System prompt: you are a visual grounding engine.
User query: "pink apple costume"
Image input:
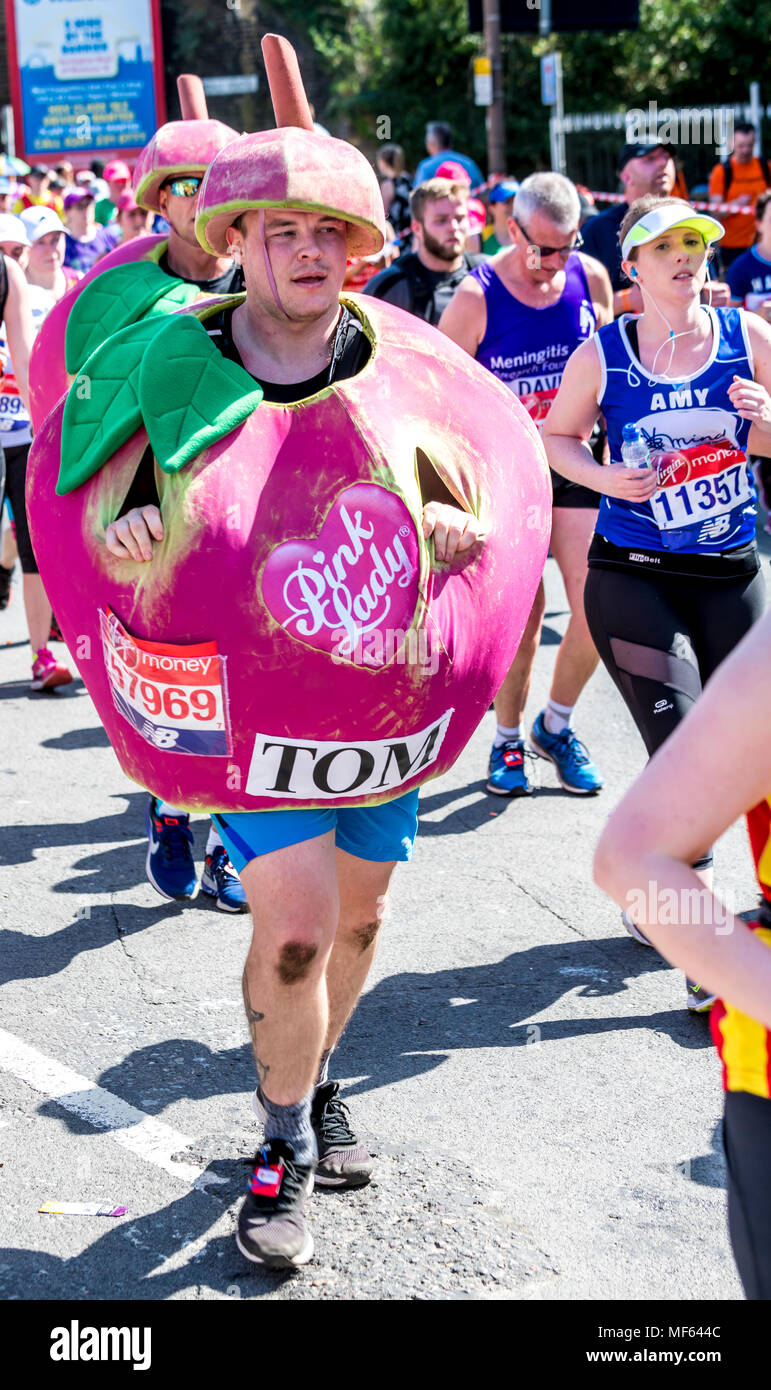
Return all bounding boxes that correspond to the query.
[26,39,551,841]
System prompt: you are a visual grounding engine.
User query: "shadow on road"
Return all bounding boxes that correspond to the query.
[0,1171,294,1301]
[34,935,707,1139]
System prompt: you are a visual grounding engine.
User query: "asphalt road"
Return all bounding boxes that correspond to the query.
[1,533,769,1303]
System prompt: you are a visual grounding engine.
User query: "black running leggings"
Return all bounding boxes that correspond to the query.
[584,563,765,865]
[723,1090,771,1299]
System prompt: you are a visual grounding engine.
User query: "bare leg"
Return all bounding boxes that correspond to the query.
[324,850,397,1052]
[547,508,599,707]
[547,509,599,708]
[22,574,52,655]
[1,526,17,569]
[239,831,339,1105]
[493,578,546,727]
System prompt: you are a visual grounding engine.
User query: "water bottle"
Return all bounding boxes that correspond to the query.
[620,422,650,469]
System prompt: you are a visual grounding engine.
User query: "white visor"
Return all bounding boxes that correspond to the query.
[621,204,724,262]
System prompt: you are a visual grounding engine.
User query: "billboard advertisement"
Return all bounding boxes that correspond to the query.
[5,0,166,162]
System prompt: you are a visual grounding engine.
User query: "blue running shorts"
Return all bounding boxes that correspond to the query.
[212,788,420,872]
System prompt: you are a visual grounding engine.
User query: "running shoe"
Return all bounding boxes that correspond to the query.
[237,1140,315,1268]
[621,910,653,946]
[311,1081,373,1189]
[529,712,604,794]
[0,562,13,610]
[486,739,533,796]
[144,796,198,900]
[30,647,73,691]
[200,845,248,912]
[686,980,716,1013]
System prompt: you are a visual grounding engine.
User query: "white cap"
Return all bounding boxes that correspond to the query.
[621,202,724,262]
[19,205,66,244]
[0,213,30,247]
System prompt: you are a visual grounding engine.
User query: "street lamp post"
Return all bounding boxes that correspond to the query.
[482,0,506,175]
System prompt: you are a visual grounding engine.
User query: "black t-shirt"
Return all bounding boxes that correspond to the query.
[579,204,627,292]
[120,304,372,512]
[158,250,244,298]
[364,250,484,326]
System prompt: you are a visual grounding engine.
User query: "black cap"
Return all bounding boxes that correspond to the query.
[30,164,49,178]
[617,142,671,173]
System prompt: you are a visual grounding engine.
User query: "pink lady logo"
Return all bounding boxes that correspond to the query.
[261,483,420,666]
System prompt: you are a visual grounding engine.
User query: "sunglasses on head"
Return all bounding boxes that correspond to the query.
[514,217,582,260]
[165,176,203,198]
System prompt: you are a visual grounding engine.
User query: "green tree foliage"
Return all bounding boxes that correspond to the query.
[158,0,771,185]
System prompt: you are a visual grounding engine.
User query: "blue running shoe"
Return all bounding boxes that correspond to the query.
[200,845,248,913]
[486,739,533,797]
[145,797,198,900]
[529,712,604,795]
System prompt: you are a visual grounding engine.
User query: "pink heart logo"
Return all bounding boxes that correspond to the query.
[262,483,420,667]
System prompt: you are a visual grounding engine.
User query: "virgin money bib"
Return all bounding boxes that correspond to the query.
[595,307,758,553]
[27,294,550,813]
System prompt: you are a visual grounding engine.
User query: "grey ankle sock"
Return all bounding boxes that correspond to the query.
[316,1049,332,1087]
[259,1088,317,1167]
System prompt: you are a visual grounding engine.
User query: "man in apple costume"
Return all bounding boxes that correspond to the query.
[27,37,551,1267]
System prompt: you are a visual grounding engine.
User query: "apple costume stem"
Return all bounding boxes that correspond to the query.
[26,36,551,812]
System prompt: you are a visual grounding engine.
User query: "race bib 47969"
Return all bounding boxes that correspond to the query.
[99,608,232,756]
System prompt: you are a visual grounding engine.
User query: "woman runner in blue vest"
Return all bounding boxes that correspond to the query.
[544,195,771,1010]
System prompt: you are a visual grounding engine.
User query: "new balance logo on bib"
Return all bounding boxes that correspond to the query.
[595,306,759,554]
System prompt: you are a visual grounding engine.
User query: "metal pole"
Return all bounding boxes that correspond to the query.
[540,0,552,39]
[554,51,565,174]
[482,0,506,175]
[750,81,762,154]
[1,106,16,158]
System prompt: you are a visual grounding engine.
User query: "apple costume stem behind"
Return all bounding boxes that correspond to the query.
[26,35,552,813]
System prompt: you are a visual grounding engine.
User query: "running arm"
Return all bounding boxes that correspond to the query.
[732,312,771,453]
[438,278,486,357]
[594,608,771,1028]
[542,341,659,503]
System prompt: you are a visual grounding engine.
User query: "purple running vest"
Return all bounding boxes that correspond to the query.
[471,254,597,430]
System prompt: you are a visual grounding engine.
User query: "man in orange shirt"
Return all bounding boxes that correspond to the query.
[709,122,770,267]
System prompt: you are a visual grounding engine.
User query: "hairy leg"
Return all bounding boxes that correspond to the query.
[239,831,339,1105]
[324,850,397,1052]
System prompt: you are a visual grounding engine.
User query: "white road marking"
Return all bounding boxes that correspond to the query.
[0,1027,209,1186]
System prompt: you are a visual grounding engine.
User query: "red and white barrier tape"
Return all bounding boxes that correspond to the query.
[470,179,757,217]
[589,190,755,216]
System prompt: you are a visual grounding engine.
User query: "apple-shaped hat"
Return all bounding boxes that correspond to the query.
[133,75,240,213]
[195,36,386,259]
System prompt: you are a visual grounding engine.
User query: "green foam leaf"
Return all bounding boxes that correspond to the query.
[64,261,193,376]
[144,280,204,317]
[57,317,171,496]
[139,315,263,474]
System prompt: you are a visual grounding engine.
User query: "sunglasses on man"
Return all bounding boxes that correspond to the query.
[164,176,203,198]
[514,217,582,260]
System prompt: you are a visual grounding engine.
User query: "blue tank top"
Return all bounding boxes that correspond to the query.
[471,254,597,431]
[595,307,758,553]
